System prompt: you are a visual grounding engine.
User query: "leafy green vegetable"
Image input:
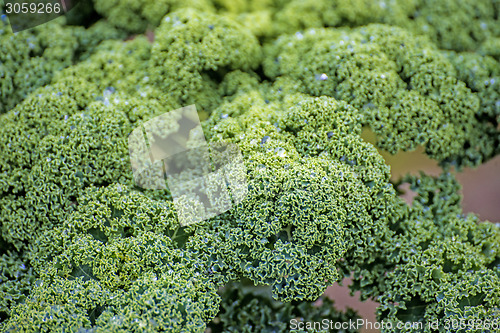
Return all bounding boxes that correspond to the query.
[0,2,499,332]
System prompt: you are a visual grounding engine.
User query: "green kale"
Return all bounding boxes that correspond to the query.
[268,0,500,51]
[3,184,220,332]
[93,0,499,51]
[0,17,125,114]
[92,0,215,33]
[0,250,35,321]
[263,24,498,167]
[188,92,402,302]
[354,173,500,330]
[0,36,166,251]
[0,3,499,332]
[150,8,262,112]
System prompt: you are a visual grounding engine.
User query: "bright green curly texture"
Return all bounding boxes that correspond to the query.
[350,173,500,331]
[0,17,124,114]
[264,24,498,167]
[187,90,400,302]
[91,0,499,52]
[92,0,215,33]
[4,184,220,332]
[150,8,262,112]
[0,36,164,251]
[0,3,499,333]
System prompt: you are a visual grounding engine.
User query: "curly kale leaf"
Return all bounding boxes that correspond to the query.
[356,173,500,331]
[190,92,401,302]
[264,24,497,167]
[0,18,124,114]
[150,8,262,112]
[92,0,215,33]
[3,183,220,332]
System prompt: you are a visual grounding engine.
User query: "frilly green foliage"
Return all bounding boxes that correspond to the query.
[96,270,219,332]
[350,173,500,330]
[190,92,401,302]
[92,0,215,33]
[0,17,124,114]
[281,0,499,52]
[52,37,155,105]
[91,0,499,51]
[4,277,109,332]
[0,95,133,250]
[269,0,394,38]
[395,0,499,52]
[1,2,500,332]
[31,184,178,286]
[4,271,220,332]
[3,184,220,332]
[0,36,170,251]
[479,37,500,60]
[264,24,499,167]
[150,8,262,112]
[0,250,34,321]
[444,51,500,155]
